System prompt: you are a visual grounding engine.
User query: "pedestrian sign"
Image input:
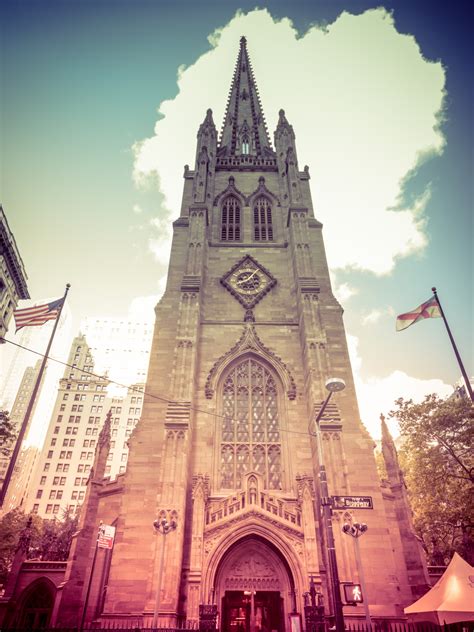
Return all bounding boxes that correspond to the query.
[343,583,363,603]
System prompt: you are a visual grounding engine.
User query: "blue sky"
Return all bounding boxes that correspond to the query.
[1,0,472,436]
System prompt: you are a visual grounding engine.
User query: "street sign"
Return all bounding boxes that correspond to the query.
[332,495,373,510]
[343,583,363,604]
[97,524,116,549]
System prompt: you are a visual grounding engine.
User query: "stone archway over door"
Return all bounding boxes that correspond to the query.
[214,536,295,632]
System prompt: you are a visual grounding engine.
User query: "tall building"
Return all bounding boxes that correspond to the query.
[24,335,144,519]
[0,205,29,340]
[0,360,43,514]
[0,301,72,453]
[0,39,428,631]
[80,317,153,390]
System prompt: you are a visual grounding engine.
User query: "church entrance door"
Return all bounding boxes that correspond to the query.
[222,590,283,632]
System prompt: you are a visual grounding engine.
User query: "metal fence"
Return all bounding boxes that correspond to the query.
[2,622,473,632]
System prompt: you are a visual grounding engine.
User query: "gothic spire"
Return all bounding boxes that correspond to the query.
[218,37,274,159]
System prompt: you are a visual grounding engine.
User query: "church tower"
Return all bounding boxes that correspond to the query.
[61,38,426,630]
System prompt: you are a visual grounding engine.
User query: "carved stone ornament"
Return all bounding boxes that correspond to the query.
[220,254,276,309]
[205,324,296,400]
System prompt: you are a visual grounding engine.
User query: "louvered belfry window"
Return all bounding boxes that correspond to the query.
[253,196,273,241]
[220,358,281,490]
[221,196,241,241]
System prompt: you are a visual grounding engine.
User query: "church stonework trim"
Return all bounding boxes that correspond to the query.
[204,323,297,401]
[36,36,430,631]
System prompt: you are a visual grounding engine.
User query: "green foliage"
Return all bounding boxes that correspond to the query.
[33,510,79,561]
[0,508,79,587]
[0,508,42,586]
[0,410,17,456]
[390,394,474,565]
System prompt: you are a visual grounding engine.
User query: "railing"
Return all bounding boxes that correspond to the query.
[344,623,473,632]
[205,489,301,528]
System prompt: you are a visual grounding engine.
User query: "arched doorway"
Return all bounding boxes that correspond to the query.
[214,535,295,632]
[14,579,55,629]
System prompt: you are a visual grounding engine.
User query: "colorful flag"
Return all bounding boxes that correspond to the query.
[396,296,441,332]
[13,298,64,332]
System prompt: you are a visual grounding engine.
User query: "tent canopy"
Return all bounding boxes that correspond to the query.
[404,553,474,625]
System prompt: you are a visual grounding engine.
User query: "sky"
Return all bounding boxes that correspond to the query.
[1,0,472,438]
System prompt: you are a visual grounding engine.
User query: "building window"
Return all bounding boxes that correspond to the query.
[253,196,273,241]
[219,357,281,490]
[32,504,39,514]
[40,476,47,485]
[221,196,241,241]
[36,490,43,499]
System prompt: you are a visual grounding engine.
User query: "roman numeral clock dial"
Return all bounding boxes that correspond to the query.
[221,255,276,309]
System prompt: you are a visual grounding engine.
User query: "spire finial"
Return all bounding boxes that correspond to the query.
[218,37,275,160]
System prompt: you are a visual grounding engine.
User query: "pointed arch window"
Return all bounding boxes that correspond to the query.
[253,196,273,241]
[220,358,281,490]
[221,196,241,241]
[242,136,250,155]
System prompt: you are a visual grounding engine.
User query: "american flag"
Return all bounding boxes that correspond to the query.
[13,298,64,332]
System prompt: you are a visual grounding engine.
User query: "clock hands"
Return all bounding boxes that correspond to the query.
[236,269,258,286]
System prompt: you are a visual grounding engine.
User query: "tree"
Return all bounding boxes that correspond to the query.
[0,410,17,456]
[389,394,474,565]
[35,510,79,561]
[0,508,79,588]
[0,508,42,586]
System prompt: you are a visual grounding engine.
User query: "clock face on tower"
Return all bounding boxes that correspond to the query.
[221,255,276,309]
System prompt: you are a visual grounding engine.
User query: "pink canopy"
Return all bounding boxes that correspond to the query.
[405,553,474,625]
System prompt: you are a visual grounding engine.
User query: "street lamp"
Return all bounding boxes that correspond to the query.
[342,521,371,629]
[312,377,346,632]
[152,514,177,627]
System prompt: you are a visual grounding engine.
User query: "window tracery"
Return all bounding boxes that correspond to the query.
[253,196,273,241]
[221,195,241,241]
[220,358,281,489]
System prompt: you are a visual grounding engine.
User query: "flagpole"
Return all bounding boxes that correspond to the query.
[431,287,473,402]
[0,284,71,507]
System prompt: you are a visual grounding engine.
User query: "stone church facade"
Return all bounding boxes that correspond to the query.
[2,38,429,631]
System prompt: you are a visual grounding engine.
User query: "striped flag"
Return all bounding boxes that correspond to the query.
[396,296,441,332]
[13,298,64,332]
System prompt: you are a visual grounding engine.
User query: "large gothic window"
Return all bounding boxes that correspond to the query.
[221,196,241,241]
[253,196,273,241]
[220,358,281,490]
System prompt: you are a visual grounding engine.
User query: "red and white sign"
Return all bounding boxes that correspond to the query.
[97,524,116,549]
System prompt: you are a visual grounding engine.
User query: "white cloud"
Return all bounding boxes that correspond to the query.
[133,8,445,277]
[333,281,358,303]
[132,204,143,214]
[148,216,172,267]
[362,309,383,325]
[128,294,161,320]
[347,334,453,438]
[361,306,394,325]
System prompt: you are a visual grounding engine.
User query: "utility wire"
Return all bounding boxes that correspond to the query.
[2,338,317,438]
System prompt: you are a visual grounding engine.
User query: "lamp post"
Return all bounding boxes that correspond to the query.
[342,521,371,629]
[312,377,346,632]
[152,514,177,628]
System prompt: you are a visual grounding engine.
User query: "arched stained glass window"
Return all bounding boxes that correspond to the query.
[220,358,281,490]
[221,196,241,241]
[253,196,273,241]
